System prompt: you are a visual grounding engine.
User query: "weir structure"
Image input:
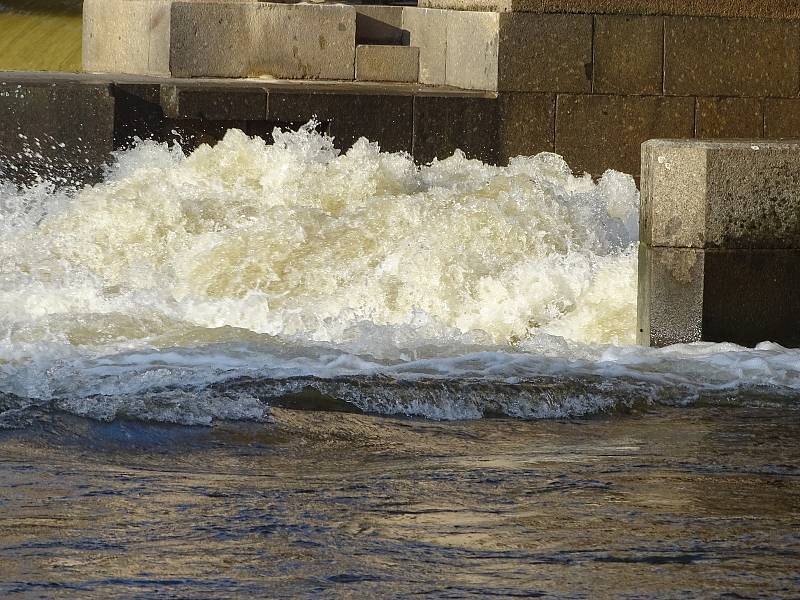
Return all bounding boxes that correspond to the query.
[2,0,800,347]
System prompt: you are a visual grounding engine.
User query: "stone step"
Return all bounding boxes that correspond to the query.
[355,45,419,82]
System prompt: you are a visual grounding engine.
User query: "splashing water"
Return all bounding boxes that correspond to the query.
[1,125,799,425]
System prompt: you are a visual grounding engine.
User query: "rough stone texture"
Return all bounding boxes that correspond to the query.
[638,245,800,347]
[665,17,800,97]
[356,46,420,83]
[637,245,704,347]
[356,6,405,45]
[268,90,414,153]
[496,93,555,161]
[84,0,167,75]
[593,15,663,95]
[764,99,800,139]
[0,81,115,185]
[418,0,800,19]
[695,97,763,138]
[445,11,499,90]
[413,95,499,164]
[169,1,256,78]
[498,13,592,93]
[402,7,448,86]
[250,3,357,80]
[641,139,800,249]
[556,94,694,177]
[169,2,356,79]
[160,84,267,120]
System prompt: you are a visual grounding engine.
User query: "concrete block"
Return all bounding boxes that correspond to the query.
[445,11,499,91]
[402,7,448,86]
[418,0,800,19]
[356,6,405,45]
[169,1,257,78]
[170,2,356,79]
[665,17,800,97]
[641,139,800,249]
[695,97,763,138]
[593,15,663,95]
[250,3,356,80]
[413,94,499,164]
[356,46,419,83]
[638,245,800,347]
[0,81,115,185]
[496,92,555,161]
[555,94,694,178]
[764,99,800,139]
[160,84,267,120]
[269,90,413,153]
[498,13,592,93]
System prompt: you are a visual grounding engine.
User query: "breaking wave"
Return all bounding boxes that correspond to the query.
[1,125,798,426]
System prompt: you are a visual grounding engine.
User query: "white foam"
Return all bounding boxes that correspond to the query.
[1,125,798,424]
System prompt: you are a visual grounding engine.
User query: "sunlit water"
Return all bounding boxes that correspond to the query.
[1,126,798,597]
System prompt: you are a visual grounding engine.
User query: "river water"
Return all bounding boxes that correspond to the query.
[1,126,798,597]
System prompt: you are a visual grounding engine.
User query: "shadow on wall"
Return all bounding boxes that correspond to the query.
[0,0,83,72]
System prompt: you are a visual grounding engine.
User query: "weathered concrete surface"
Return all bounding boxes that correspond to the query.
[356,46,420,83]
[445,11,499,90]
[665,17,800,97]
[356,6,405,45]
[764,99,800,139]
[556,95,694,176]
[83,0,171,76]
[639,139,800,347]
[593,15,663,95]
[695,97,764,139]
[641,139,800,249]
[496,93,555,161]
[402,7,448,86]
[418,0,800,19]
[638,245,800,347]
[0,78,115,185]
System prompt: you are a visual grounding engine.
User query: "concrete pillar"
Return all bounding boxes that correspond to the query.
[638,139,800,348]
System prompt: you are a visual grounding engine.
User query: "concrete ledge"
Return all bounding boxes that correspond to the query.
[418,0,800,19]
[641,139,800,249]
[639,138,800,347]
[356,46,420,83]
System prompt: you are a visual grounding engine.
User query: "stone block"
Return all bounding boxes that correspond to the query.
[695,97,763,138]
[356,46,420,83]
[641,139,800,249]
[593,15,663,95]
[160,84,267,120]
[496,92,555,161]
[0,81,115,185]
[764,99,800,139]
[498,13,592,93]
[555,94,694,177]
[664,17,800,97]
[169,1,257,78]
[83,0,171,76]
[418,0,800,19]
[170,2,356,79]
[402,7,448,86]
[268,90,414,153]
[250,3,357,80]
[356,6,405,45]
[638,245,800,347]
[445,11,499,90]
[412,94,499,164]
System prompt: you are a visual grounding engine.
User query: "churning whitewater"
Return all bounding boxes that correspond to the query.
[1,125,799,425]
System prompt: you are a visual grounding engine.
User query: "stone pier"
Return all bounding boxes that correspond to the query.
[638,139,800,348]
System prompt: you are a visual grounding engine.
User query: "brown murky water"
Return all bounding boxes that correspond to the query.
[1,405,798,599]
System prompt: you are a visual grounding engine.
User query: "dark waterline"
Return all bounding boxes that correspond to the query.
[1,406,798,599]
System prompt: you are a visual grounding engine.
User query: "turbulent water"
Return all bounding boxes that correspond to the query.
[2,124,799,599]
[1,124,799,427]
